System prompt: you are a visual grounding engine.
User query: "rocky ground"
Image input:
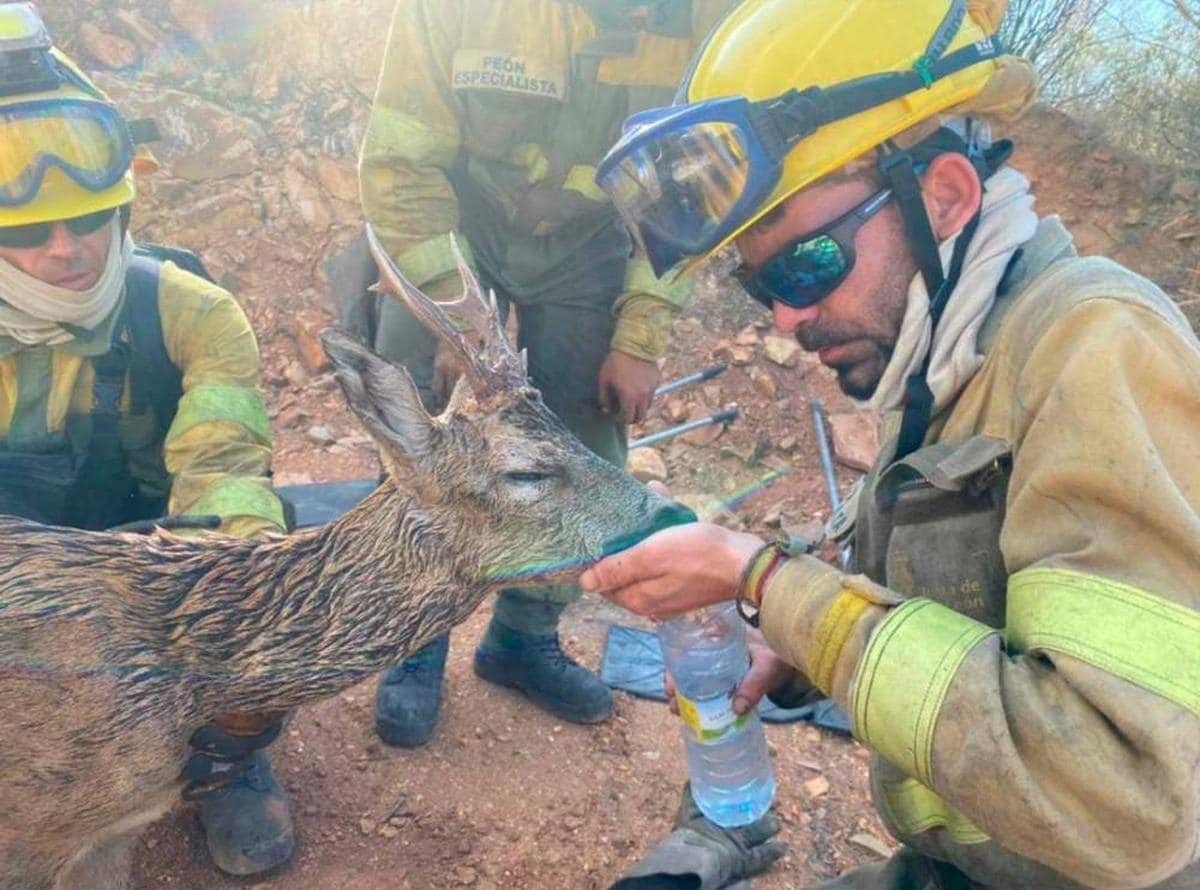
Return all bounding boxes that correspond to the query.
[33,1,1200,887]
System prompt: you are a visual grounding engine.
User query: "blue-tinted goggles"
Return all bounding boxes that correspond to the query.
[0,98,133,207]
[596,97,783,277]
[733,187,893,309]
[595,29,1003,277]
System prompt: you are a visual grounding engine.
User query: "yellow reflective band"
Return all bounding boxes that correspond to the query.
[185,476,285,531]
[810,590,870,694]
[610,294,674,361]
[563,165,606,202]
[510,144,550,185]
[879,776,989,845]
[622,255,692,308]
[50,351,86,433]
[853,598,994,785]
[393,232,476,291]
[166,384,270,444]
[359,106,459,170]
[1007,567,1200,715]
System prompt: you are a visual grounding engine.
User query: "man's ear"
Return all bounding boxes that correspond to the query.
[922,152,983,241]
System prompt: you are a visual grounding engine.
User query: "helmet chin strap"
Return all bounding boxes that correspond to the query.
[876,138,981,461]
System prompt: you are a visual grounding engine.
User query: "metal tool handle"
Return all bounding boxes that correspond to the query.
[653,363,728,397]
[809,400,841,512]
[630,406,739,449]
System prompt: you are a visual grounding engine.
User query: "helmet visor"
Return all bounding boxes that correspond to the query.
[0,99,132,207]
[598,105,769,276]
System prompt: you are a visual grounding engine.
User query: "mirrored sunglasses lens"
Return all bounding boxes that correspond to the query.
[761,234,849,306]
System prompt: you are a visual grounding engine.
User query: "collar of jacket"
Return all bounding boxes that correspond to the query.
[0,293,125,359]
[997,215,1077,299]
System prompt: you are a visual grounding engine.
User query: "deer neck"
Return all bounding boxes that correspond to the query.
[177,482,490,717]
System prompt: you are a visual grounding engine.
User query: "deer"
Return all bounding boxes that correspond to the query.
[0,227,692,890]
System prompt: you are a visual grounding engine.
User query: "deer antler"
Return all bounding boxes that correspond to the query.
[365,225,529,398]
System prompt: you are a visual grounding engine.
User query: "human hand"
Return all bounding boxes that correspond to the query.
[579,522,763,620]
[597,350,660,424]
[663,629,793,719]
[733,628,794,715]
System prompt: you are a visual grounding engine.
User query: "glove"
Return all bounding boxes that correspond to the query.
[610,783,786,890]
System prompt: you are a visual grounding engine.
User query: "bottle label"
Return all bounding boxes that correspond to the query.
[676,688,749,743]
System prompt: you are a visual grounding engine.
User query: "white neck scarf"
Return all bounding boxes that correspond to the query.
[857,167,1040,414]
[0,220,130,347]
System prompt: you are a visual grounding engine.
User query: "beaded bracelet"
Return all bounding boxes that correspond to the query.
[734,541,788,627]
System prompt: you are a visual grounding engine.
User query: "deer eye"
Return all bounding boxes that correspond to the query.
[504,471,553,485]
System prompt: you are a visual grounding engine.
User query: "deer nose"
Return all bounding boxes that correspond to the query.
[648,499,698,532]
[599,498,697,558]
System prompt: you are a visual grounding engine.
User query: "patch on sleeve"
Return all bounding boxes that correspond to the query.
[451,49,566,99]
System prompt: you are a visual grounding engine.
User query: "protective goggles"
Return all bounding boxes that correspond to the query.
[0,98,134,207]
[0,205,115,249]
[595,34,1003,276]
[734,187,892,309]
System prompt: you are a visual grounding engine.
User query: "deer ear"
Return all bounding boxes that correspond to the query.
[321,328,435,463]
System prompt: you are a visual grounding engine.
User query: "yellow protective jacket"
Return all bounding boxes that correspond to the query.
[760,218,1200,889]
[0,261,284,538]
[359,0,734,360]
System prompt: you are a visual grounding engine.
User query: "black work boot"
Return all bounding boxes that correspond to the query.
[473,618,612,724]
[375,633,451,747]
[195,750,294,876]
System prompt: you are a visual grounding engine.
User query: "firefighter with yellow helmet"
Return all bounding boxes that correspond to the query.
[0,3,294,878]
[586,1,1200,888]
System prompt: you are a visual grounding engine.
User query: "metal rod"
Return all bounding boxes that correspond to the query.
[654,363,727,397]
[809,400,841,512]
[630,407,739,449]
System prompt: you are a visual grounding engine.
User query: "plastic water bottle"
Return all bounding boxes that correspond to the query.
[657,602,775,827]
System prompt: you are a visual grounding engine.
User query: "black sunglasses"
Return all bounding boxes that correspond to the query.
[0,207,117,250]
[734,187,893,310]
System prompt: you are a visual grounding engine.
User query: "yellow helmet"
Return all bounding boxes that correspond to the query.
[596,0,1036,275]
[0,3,137,227]
[686,0,1034,248]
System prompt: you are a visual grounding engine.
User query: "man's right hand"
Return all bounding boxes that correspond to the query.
[664,628,795,717]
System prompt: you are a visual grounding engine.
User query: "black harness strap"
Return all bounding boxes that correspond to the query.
[124,251,178,428]
[124,243,211,436]
[893,210,981,461]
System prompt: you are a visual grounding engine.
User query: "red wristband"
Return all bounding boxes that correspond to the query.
[735,541,787,626]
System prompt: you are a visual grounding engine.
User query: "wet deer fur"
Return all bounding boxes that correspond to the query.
[0,229,684,890]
